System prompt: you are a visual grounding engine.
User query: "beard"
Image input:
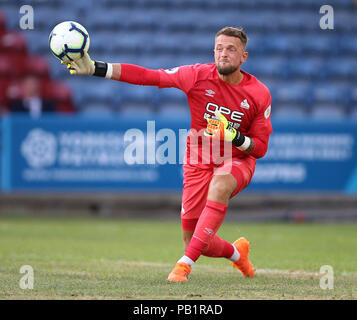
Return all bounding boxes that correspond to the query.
[216,62,239,75]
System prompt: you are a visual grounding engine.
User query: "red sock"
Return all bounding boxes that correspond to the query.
[184,200,228,262]
[202,234,234,258]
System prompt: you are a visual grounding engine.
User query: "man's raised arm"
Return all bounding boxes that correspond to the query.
[66,52,160,85]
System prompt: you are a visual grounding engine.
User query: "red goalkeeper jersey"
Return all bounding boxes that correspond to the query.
[157,63,273,168]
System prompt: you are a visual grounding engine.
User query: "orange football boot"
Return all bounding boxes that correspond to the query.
[230,237,255,277]
[167,262,191,282]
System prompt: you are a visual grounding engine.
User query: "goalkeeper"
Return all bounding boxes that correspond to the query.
[64,27,273,282]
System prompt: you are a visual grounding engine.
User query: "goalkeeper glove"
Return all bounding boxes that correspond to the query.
[64,52,112,78]
[204,110,246,148]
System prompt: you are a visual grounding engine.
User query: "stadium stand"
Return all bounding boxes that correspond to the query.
[0,0,355,118]
[0,9,75,115]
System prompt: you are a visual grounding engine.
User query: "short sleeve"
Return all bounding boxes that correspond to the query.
[158,64,199,93]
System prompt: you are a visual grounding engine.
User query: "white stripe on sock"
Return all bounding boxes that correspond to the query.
[178,255,195,266]
[229,244,240,263]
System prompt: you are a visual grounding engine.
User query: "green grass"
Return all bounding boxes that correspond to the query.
[0,216,356,300]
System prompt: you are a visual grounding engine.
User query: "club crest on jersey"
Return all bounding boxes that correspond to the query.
[240,99,250,110]
[264,105,271,119]
[205,89,215,97]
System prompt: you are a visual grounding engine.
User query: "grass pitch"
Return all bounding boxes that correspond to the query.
[0,215,356,300]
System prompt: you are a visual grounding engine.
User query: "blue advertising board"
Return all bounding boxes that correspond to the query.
[1,115,188,192]
[1,115,357,193]
[250,119,357,193]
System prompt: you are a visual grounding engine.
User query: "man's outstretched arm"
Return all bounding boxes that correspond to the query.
[66,52,160,85]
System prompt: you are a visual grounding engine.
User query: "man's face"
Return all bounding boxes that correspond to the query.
[214,35,248,75]
[22,76,40,98]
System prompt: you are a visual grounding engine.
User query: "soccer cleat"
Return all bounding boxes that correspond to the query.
[230,237,255,278]
[167,262,191,282]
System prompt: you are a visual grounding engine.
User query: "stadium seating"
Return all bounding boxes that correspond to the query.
[348,87,357,114]
[271,104,309,120]
[24,55,50,78]
[275,83,312,110]
[0,0,356,118]
[312,84,346,107]
[0,10,75,114]
[310,103,346,120]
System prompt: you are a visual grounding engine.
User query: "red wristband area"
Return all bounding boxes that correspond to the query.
[119,63,161,86]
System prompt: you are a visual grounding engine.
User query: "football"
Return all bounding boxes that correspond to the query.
[49,21,90,64]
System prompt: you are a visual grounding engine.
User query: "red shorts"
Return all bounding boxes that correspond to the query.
[181,158,255,231]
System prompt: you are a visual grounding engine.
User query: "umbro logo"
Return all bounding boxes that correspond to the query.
[240,99,250,110]
[204,227,214,236]
[205,89,215,97]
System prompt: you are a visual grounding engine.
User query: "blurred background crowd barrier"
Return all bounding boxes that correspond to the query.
[1,115,357,194]
[0,0,356,219]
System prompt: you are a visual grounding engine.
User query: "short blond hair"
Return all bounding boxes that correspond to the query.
[215,26,248,49]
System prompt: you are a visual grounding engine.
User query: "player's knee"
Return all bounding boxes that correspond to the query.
[209,175,235,200]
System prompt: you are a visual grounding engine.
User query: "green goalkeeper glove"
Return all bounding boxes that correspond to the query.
[204,110,246,147]
[63,52,112,78]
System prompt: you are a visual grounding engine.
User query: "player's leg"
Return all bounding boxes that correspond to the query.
[218,161,255,277]
[167,161,255,282]
[178,164,240,248]
[180,172,238,266]
[180,164,211,249]
[207,170,237,204]
[173,161,254,281]
[170,219,237,282]
[167,165,212,282]
[183,225,238,259]
[168,170,240,282]
[182,229,194,251]
[180,183,238,260]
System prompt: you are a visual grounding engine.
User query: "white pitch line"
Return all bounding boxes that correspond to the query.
[101,259,357,278]
[107,260,321,277]
[255,268,320,277]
